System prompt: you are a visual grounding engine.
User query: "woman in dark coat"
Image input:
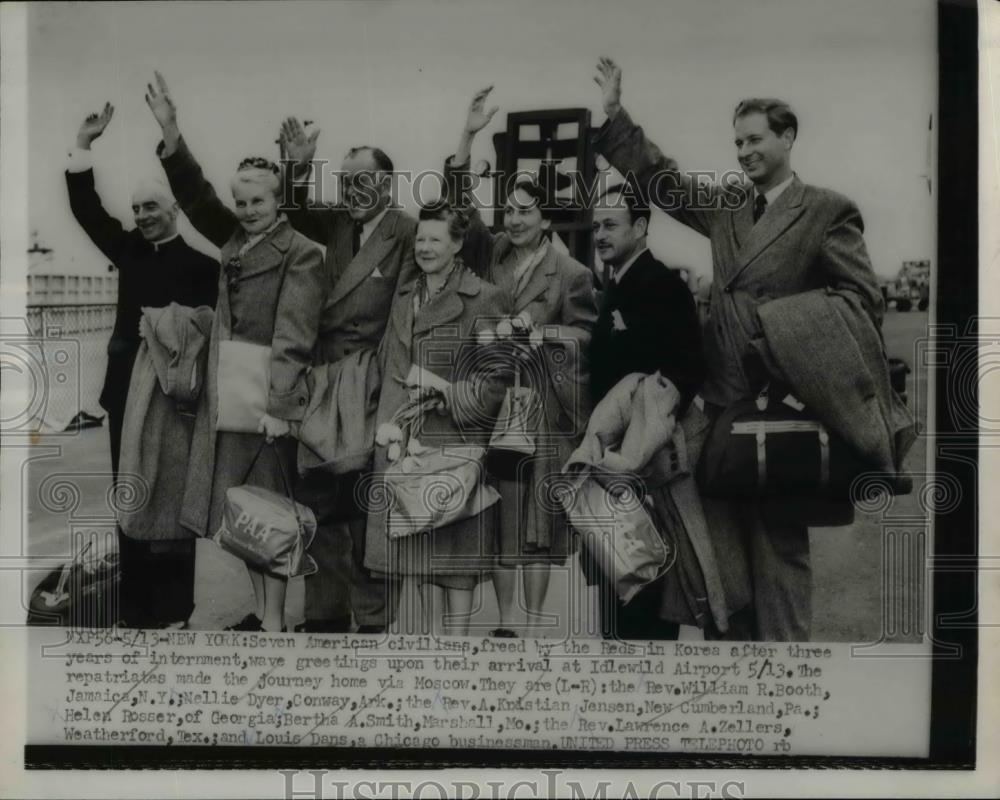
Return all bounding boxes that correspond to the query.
[146,76,324,632]
[443,88,599,637]
[364,201,511,636]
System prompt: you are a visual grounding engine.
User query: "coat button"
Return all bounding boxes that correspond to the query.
[724,285,733,294]
[299,398,306,406]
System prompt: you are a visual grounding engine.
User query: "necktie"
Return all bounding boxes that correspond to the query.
[753,194,767,224]
[352,222,363,256]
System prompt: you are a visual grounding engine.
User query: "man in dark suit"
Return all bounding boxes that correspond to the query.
[592,57,884,641]
[590,183,704,407]
[587,183,705,641]
[277,117,418,634]
[66,101,219,628]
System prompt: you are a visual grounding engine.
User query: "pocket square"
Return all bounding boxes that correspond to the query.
[370,266,386,279]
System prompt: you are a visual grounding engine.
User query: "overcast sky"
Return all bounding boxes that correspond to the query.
[26,0,935,279]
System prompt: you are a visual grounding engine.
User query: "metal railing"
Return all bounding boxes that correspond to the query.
[24,304,115,431]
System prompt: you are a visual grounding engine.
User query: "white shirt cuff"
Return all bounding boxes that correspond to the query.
[66,147,94,173]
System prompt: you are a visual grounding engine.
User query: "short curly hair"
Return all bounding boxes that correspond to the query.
[418,199,470,243]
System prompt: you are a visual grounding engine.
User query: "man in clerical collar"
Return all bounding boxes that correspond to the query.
[65,101,219,630]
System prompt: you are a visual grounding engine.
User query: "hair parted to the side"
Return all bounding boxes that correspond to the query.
[733,98,798,139]
[346,145,395,173]
[596,181,651,225]
[418,198,470,243]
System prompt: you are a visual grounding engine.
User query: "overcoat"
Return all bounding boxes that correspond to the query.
[118,303,214,541]
[593,107,885,409]
[444,196,599,562]
[363,265,511,588]
[157,138,324,536]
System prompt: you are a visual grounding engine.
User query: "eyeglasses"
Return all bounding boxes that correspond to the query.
[237,156,280,174]
[225,255,242,292]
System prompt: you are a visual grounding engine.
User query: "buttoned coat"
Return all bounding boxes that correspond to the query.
[158,138,324,536]
[594,107,884,408]
[363,265,511,583]
[590,249,705,409]
[65,167,219,419]
[456,210,599,559]
[594,107,889,638]
[284,182,418,365]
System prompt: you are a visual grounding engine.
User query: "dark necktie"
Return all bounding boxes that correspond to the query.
[352,222,363,256]
[753,193,767,224]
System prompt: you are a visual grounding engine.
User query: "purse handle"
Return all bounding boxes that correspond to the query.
[241,439,307,535]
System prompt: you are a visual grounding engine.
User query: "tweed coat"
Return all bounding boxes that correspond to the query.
[157,138,325,536]
[593,107,884,409]
[284,182,418,366]
[363,265,512,585]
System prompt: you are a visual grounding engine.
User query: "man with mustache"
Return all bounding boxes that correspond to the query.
[586,182,705,641]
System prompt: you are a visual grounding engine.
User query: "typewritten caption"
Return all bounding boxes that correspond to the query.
[30,629,925,756]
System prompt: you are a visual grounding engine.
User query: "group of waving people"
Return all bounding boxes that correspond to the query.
[68,57,909,644]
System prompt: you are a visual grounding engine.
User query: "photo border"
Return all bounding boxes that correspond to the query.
[16,0,981,776]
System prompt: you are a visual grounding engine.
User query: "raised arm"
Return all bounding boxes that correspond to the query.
[591,57,740,238]
[145,71,237,248]
[65,103,129,262]
[277,116,346,246]
[445,87,502,275]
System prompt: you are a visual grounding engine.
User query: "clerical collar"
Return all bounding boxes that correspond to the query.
[151,232,180,252]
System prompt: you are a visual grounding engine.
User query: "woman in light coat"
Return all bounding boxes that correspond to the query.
[443,87,599,637]
[146,75,324,633]
[364,201,511,636]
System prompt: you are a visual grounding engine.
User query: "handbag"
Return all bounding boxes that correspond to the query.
[27,540,121,628]
[385,445,500,539]
[214,441,318,578]
[216,339,270,433]
[486,380,541,479]
[559,475,672,604]
[697,385,871,501]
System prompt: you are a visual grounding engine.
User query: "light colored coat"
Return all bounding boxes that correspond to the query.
[158,138,325,536]
[118,303,214,541]
[363,265,511,581]
[460,212,598,556]
[566,372,749,632]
